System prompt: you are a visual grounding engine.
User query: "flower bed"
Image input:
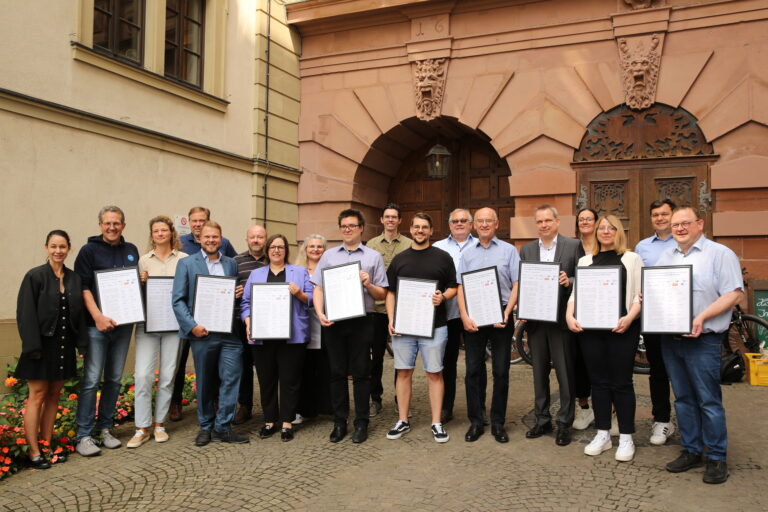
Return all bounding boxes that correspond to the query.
[1,359,196,480]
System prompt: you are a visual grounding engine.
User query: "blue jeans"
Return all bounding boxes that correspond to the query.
[662,333,727,460]
[190,336,243,432]
[392,326,448,373]
[76,325,133,440]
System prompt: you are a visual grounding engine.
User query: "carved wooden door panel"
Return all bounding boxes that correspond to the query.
[388,136,513,243]
[576,168,641,247]
[640,164,710,239]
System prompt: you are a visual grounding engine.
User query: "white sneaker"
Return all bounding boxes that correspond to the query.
[610,412,619,436]
[127,429,151,449]
[292,414,304,425]
[154,426,169,443]
[573,407,595,430]
[615,436,635,462]
[584,431,612,456]
[649,421,674,446]
[101,429,122,449]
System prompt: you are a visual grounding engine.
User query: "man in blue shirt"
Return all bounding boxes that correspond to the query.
[74,206,140,457]
[656,206,743,484]
[457,207,520,444]
[634,199,678,446]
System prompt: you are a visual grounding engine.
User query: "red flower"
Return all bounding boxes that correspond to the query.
[68,393,78,401]
[3,457,10,464]
[54,447,63,454]
[1,466,9,473]
[181,399,189,405]
[1,447,9,453]
[16,438,26,445]
[60,437,69,444]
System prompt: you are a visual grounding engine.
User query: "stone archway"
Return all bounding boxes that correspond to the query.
[353,116,512,243]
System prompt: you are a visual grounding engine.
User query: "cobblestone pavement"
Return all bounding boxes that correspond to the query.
[1,355,766,511]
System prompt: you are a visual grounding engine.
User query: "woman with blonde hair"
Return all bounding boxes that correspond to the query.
[566,214,643,462]
[128,216,188,448]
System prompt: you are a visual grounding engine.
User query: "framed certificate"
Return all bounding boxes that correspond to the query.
[145,277,179,333]
[575,265,622,330]
[461,266,504,327]
[393,277,437,338]
[321,261,365,322]
[518,261,561,323]
[95,267,145,325]
[641,265,693,335]
[249,283,293,340]
[193,275,236,334]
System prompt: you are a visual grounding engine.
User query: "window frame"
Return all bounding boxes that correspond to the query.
[92,0,146,67]
[164,0,206,88]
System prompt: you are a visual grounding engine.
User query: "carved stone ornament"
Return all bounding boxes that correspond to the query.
[413,58,447,121]
[623,0,658,9]
[618,34,661,110]
[574,104,714,162]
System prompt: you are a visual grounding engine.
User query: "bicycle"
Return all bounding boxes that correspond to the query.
[727,304,768,356]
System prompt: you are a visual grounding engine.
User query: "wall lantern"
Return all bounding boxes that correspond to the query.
[426,143,451,179]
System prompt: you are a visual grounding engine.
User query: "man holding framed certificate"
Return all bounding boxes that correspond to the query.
[73,205,140,457]
[312,209,388,444]
[520,205,584,447]
[457,207,520,444]
[172,221,247,447]
[384,213,457,443]
[656,206,744,485]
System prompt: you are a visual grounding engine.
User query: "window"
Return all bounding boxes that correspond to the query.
[165,0,205,87]
[93,0,145,64]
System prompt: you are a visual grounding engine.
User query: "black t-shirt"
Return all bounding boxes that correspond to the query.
[387,246,457,328]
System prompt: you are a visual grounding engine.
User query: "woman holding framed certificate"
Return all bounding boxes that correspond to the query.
[15,230,89,469]
[240,234,313,442]
[566,215,643,462]
[294,234,332,422]
[128,216,188,449]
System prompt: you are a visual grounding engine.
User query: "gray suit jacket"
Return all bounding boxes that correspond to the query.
[519,234,584,331]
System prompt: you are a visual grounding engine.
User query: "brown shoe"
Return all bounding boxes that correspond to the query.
[233,405,252,425]
[169,403,183,422]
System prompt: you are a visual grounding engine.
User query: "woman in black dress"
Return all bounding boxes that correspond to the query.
[15,230,88,469]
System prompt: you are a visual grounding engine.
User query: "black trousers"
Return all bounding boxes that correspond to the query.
[233,320,254,408]
[369,312,389,403]
[643,333,671,422]
[325,315,373,426]
[171,338,190,404]
[573,333,591,400]
[252,342,306,424]
[529,322,575,426]
[442,318,486,415]
[579,322,640,434]
[297,342,333,418]
[464,323,513,427]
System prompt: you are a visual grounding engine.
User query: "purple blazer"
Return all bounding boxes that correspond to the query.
[240,264,313,345]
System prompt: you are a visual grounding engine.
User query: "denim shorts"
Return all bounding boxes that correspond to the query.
[392,326,448,373]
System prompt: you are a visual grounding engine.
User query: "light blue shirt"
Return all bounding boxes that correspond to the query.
[634,232,677,267]
[456,237,520,305]
[656,236,743,333]
[311,243,389,313]
[202,250,225,276]
[434,234,476,320]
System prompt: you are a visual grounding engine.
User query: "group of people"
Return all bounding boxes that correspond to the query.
[14,199,742,485]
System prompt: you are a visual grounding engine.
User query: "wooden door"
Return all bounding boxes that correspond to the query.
[388,135,513,243]
[575,160,712,248]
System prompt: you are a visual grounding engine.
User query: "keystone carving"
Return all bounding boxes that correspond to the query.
[618,34,661,110]
[413,58,447,121]
[623,0,658,9]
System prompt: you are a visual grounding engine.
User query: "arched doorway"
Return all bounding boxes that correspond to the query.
[385,117,513,243]
[573,104,716,248]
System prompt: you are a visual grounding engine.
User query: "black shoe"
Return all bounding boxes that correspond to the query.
[28,455,51,470]
[259,424,279,439]
[211,429,250,444]
[482,410,490,426]
[525,422,553,439]
[491,424,509,443]
[440,410,453,424]
[703,460,728,484]
[329,423,347,443]
[281,428,294,442]
[194,429,211,447]
[666,450,704,473]
[465,424,484,442]
[55,452,68,463]
[352,424,368,444]
[555,426,572,446]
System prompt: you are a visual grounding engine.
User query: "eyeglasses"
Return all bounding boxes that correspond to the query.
[597,225,617,232]
[269,246,286,251]
[339,224,360,231]
[577,217,595,224]
[671,221,697,230]
[450,218,470,224]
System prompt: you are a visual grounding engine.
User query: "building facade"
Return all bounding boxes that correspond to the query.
[287,0,768,286]
[0,0,301,381]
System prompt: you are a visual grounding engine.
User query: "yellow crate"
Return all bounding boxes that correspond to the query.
[745,353,768,386]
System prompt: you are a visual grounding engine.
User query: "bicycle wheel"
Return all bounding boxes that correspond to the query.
[730,314,768,354]
[634,335,650,375]
[512,320,532,366]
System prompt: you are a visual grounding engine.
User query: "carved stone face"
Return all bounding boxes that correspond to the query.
[413,58,447,121]
[618,35,661,110]
[624,0,656,8]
